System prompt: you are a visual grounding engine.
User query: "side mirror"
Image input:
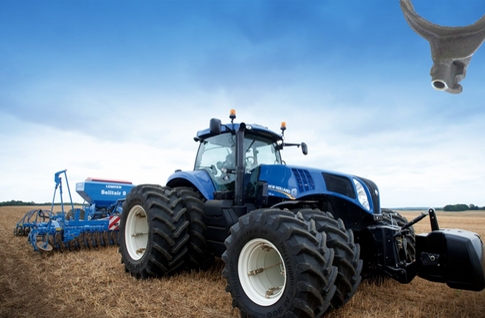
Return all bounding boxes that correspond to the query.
[210,118,221,135]
[301,142,308,155]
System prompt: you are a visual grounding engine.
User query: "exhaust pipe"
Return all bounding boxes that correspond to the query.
[400,0,485,94]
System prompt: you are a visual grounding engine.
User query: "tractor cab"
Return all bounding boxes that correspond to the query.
[192,110,307,206]
[194,122,283,193]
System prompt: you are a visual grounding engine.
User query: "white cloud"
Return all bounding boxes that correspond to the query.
[0,114,193,203]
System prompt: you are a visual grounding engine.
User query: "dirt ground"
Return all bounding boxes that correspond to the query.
[1,206,484,318]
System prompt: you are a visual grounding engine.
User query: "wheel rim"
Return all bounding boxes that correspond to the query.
[238,238,287,306]
[125,205,148,260]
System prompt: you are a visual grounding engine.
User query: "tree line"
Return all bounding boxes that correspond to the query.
[0,200,73,206]
[442,204,485,211]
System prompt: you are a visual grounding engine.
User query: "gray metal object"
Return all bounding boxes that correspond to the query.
[400,0,485,94]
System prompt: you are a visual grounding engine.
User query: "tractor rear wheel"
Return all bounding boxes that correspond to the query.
[222,208,337,318]
[174,187,214,270]
[119,185,189,279]
[299,209,362,310]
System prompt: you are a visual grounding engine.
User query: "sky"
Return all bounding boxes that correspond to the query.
[1,0,484,208]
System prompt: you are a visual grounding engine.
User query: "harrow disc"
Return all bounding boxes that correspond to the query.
[100,232,106,246]
[102,232,110,245]
[75,235,84,249]
[110,231,119,245]
[89,232,97,248]
[55,232,66,251]
[48,234,57,249]
[92,232,100,247]
[82,232,92,248]
[67,239,78,251]
[99,232,106,246]
[36,241,53,252]
[97,232,104,246]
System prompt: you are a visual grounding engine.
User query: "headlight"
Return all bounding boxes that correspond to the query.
[353,179,370,210]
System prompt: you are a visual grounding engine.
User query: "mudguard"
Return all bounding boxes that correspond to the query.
[166,169,216,200]
[416,229,485,291]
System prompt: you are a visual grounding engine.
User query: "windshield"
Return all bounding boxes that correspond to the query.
[194,133,281,190]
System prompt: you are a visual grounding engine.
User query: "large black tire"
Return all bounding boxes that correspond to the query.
[174,187,214,270]
[119,185,190,279]
[222,209,337,318]
[299,209,362,310]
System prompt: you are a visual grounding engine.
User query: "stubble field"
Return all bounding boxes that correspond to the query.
[1,206,484,318]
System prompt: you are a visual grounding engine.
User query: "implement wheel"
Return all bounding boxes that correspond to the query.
[222,209,337,318]
[119,185,189,279]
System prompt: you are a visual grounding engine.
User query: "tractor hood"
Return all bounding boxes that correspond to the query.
[258,164,380,215]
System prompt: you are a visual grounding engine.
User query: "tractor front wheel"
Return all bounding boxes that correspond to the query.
[222,209,336,318]
[299,209,362,310]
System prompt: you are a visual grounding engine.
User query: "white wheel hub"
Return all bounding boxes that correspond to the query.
[238,238,287,306]
[125,205,148,260]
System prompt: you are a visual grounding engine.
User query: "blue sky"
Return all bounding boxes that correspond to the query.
[1,0,484,208]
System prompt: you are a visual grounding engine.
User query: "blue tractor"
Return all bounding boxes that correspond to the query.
[119,110,485,318]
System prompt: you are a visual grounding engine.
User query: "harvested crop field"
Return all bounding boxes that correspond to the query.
[1,206,484,318]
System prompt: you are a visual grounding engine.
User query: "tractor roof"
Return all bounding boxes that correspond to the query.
[196,122,283,143]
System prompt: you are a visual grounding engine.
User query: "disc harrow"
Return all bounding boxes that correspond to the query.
[15,169,134,252]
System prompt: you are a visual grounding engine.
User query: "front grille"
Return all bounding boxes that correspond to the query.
[292,169,315,193]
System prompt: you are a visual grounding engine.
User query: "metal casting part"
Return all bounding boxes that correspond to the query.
[400,0,485,94]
